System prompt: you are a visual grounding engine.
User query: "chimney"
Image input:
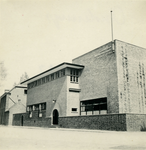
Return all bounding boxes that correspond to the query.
[5,89,9,93]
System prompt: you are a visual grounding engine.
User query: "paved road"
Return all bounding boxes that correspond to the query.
[0,126,146,150]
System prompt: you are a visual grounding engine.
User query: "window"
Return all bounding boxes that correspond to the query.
[24,90,27,94]
[51,74,54,80]
[30,82,34,88]
[37,79,41,86]
[42,77,46,84]
[56,72,59,79]
[41,103,46,110]
[61,69,65,77]
[27,106,29,111]
[27,103,46,112]
[72,108,77,112]
[28,106,33,112]
[70,69,79,83]
[34,104,39,111]
[46,75,50,82]
[34,81,37,87]
[28,83,31,89]
[80,98,107,115]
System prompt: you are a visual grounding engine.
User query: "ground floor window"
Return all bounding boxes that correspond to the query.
[80,97,107,115]
[27,102,46,118]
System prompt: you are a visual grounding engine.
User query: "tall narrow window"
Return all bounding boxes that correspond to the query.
[46,75,50,82]
[41,103,46,110]
[70,69,79,83]
[56,72,59,79]
[61,69,65,77]
[34,81,37,87]
[37,79,41,86]
[42,77,46,84]
[51,74,54,80]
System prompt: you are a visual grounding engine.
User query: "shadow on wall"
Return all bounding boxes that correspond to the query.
[141,122,146,131]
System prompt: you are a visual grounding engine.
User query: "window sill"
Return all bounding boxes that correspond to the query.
[70,82,79,84]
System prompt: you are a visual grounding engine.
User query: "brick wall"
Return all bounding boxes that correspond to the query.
[73,41,119,113]
[13,111,146,131]
[126,114,146,131]
[59,114,146,131]
[116,40,146,114]
[13,111,51,127]
[59,114,127,131]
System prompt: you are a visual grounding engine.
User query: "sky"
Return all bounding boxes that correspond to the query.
[0,0,146,95]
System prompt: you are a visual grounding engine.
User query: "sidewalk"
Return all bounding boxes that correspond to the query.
[1,124,141,134]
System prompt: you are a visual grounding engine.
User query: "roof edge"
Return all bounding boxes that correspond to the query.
[21,62,84,84]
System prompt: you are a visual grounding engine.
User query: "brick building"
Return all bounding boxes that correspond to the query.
[0,84,27,125]
[13,40,146,131]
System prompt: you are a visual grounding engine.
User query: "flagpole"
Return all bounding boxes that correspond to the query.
[111,10,113,42]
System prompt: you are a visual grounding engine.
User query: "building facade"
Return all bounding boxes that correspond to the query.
[0,85,27,125]
[13,40,146,131]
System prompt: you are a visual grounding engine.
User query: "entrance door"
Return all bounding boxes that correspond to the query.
[21,116,23,126]
[53,109,59,125]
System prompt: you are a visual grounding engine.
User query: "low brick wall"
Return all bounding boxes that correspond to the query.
[13,111,51,127]
[126,114,146,131]
[13,112,146,131]
[59,114,127,131]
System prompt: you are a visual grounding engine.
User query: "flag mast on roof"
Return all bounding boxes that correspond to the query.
[111,10,114,52]
[111,10,114,41]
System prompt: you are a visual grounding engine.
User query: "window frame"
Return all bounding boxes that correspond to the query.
[70,69,79,83]
[80,98,107,115]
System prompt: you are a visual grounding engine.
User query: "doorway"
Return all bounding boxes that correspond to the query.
[21,115,23,126]
[53,109,59,125]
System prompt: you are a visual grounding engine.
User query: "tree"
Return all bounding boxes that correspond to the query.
[13,82,17,87]
[20,72,29,83]
[0,61,7,87]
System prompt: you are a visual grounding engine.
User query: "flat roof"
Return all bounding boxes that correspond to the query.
[21,62,84,84]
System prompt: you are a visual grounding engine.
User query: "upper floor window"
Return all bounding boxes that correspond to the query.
[34,81,37,87]
[24,90,27,94]
[51,74,54,80]
[37,79,41,86]
[42,77,46,84]
[56,71,59,79]
[70,69,79,83]
[27,69,66,90]
[61,69,65,77]
[46,75,50,82]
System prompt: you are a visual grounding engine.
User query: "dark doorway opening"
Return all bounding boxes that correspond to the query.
[53,109,59,125]
[21,116,23,126]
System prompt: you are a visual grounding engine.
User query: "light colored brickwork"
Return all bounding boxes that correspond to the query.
[116,40,146,114]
